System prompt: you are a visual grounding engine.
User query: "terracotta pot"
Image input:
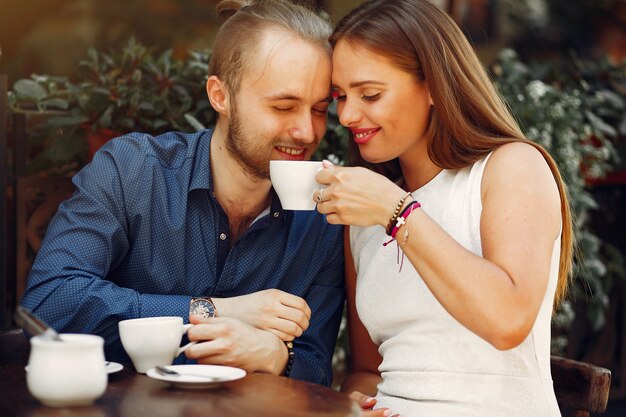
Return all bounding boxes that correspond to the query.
[85,128,120,160]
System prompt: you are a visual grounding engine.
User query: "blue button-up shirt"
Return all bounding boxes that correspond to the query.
[21,129,345,386]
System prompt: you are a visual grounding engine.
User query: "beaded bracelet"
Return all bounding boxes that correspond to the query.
[284,341,294,377]
[383,200,421,272]
[386,192,413,236]
[386,201,421,240]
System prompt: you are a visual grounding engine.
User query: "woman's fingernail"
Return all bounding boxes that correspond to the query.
[322,159,334,168]
[383,409,392,417]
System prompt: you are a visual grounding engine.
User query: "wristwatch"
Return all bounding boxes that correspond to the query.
[189,297,217,319]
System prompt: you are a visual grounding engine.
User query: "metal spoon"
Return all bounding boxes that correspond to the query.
[14,306,63,341]
[155,365,222,381]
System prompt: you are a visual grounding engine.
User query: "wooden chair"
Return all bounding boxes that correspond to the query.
[0,328,30,365]
[551,355,612,417]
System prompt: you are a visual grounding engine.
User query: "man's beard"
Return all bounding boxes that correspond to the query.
[224,102,319,181]
[225,103,273,180]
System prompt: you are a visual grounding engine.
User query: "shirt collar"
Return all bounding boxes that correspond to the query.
[188,128,214,192]
[189,128,288,224]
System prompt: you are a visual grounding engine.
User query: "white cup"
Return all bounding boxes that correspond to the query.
[118,316,194,373]
[27,334,107,407]
[270,160,323,210]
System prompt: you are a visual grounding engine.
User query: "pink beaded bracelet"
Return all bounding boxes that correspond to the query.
[383,200,421,272]
[385,201,421,241]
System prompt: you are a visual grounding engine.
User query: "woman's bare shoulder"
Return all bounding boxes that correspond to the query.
[482,141,560,211]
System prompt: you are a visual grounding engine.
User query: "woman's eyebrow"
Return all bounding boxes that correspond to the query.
[349,80,387,88]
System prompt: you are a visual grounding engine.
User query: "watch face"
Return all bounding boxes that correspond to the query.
[190,299,215,318]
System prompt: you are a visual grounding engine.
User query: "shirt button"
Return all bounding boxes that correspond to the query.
[219,233,227,241]
[273,212,280,218]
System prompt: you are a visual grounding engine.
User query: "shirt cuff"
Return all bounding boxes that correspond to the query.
[139,294,191,321]
[288,351,329,386]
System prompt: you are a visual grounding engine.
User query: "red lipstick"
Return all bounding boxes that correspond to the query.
[350,127,380,145]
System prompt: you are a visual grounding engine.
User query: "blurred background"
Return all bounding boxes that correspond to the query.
[1,0,625,414]
[1,0,625,81]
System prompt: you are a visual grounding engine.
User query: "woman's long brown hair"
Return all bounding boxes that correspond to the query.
[330,0,573,306]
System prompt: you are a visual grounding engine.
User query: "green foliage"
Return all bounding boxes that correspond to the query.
[8,38,214,174]
[493,49,625,342]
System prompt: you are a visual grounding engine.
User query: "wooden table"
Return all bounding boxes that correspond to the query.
[0,364,361,417]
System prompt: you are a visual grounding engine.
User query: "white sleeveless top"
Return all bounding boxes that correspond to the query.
[350,154,561,417]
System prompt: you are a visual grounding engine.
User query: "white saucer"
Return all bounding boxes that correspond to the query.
[146,365,246,389]
[25,361,123,374]
[105,361,124,374]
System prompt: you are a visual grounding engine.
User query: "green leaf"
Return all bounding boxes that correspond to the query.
[152,119,169,130]
[587,301,606,332]
[184,113,206,131]
[586,111,618,137]
[40,98,70,110]
[47,131,86,163]
[14,79,48,99]
[597,89,624,110]
[118,116,135,130]
[98,106,113,129]
[576,192,599,210]
[87,47,98,64]
[47,115,90,127]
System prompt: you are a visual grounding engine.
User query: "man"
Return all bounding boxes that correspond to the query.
[20,0,344,387]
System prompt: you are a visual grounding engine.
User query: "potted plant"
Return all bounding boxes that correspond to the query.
[8,38,215,175]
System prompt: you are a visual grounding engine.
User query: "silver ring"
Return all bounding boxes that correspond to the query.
[316,186,328,203]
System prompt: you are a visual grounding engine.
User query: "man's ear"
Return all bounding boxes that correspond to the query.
[206,75,230,116]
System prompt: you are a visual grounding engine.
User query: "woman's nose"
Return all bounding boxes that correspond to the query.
[337,99,361,127]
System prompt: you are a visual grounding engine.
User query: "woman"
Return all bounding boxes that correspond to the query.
[315,1,572,416]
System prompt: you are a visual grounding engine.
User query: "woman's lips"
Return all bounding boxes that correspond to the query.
[351,128,380,145]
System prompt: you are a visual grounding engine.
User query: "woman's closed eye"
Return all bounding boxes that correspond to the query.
[361,93,380,101]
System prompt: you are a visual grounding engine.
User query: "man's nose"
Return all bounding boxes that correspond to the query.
[288,112,316,143]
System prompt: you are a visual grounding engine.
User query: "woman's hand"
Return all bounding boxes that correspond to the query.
[315,161,407,228]
[349,391,400,417]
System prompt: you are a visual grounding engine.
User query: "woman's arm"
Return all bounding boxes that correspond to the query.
[317,142,562,350]
[394,142,561,349]
[341,227,383,396]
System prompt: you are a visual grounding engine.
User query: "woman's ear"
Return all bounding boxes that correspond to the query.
[206,75,230,116]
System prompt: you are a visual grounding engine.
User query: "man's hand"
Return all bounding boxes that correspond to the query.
[185,315,288,375]
[213,289,311,341]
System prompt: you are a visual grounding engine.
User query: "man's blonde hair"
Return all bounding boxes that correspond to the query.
[210,0,332,93]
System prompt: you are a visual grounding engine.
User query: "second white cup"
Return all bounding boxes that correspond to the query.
[270,160,323,211]
[118,316,194,373]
